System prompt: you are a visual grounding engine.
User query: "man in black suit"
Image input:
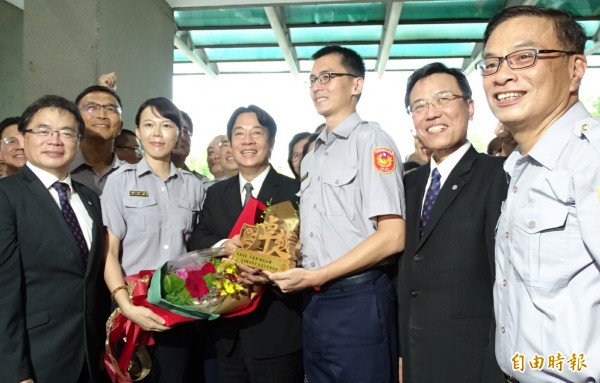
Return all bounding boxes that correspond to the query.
[189,105,303,383]
[397,63,506,382]
[0,95,109,383]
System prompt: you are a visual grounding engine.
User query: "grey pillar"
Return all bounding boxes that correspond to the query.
[22,0,175,127]
[0,1,24,118]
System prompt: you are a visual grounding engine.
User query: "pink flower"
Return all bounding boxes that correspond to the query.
[175,269,188,280]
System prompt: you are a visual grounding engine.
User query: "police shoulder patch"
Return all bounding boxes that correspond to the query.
[373,146,395,174]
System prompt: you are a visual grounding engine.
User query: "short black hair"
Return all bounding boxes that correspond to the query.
[301,133,320,158]
[312,45,366,79]
[18,95,86,138]
[114,129,138,147]
[483,6,586,53]
[181,111,193,135]
[405,62,472,109]
[134,97,181,129]
[0,117,20,137]
[75,85,123,108]
[226,105,277,146]
[314,123,326,134]
[287,131,311,179]
[288,132,311,161]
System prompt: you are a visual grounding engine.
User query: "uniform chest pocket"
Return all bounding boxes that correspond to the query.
[322,168,357,216]
[511,205,571,288]
[176,198,201,232]
[123,196,157,233]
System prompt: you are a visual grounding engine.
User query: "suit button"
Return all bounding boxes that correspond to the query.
[413,254,423,262]
[410,289,420,298]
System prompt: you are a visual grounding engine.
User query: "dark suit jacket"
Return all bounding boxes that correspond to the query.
[189,167,303,358]
[0,166,109,382]
[397,147,506,383]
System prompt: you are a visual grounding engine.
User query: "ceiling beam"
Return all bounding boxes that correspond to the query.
[464,0,540,73]
[506,0,539,6]
[463,43,484,75]
[168,0,359,9]
[376,1,402,78]
[585,23,600,55]
[264,6,299,76]
[174,32,218,78]
[4,0,23,9]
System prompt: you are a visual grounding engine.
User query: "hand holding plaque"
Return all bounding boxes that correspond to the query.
[233,200,299,272]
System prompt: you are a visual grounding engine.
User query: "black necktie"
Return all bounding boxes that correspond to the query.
[420,168,441,236]
[51,182,89,261]
[243,182,253,206]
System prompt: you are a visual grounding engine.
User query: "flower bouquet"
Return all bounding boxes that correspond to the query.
[105,197,268,383]
[146,248,255,320]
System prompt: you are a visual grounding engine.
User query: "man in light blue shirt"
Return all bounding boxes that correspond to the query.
[478,6,600,383]
[267,46,406,383]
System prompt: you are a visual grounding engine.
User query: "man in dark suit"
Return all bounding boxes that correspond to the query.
[0,95,109,383]
[397,63,507,382]
[189,105,303,383]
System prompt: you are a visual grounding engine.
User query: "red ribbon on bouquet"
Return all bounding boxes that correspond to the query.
[104,272,198,382]
[104,197,267,381]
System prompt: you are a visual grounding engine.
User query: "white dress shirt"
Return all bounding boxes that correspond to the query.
[421,141,471,210]
[26,162,93,250]
[238,165,270,205]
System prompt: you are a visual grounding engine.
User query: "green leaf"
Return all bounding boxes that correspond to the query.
[203,273,217,288]
[163,274,194,305]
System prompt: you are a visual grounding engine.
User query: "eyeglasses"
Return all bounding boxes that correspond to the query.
[80,102,122,115]
[115,145,137,151]
[182,128,192,137]
[0,137,19,147]
[308,72,358,87]
[407,92,466,115]
[24,127,80,141]
[218,139,231,148]
[475,49,577,76]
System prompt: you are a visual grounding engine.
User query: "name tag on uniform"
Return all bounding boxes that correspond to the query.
[129,191,149,197]
[300,173,309,182]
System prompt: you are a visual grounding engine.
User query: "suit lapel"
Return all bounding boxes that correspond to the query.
[256,166,279,203]
[418,147,478,245]
[21,167,86,273]
[226,176,243,219]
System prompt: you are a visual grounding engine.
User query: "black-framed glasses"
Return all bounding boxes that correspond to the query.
[80,102,122,115]
[407,92,467,115]
[115,145,137,151]
[308,72,358,87]
[475,48,577,76]
[24,127,80,141]
[0,137,18,147]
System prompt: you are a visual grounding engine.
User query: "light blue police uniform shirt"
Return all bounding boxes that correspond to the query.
[494,102,600,383]
[70,151,123,195]
[101,158,204,275]
[299,113,405,270]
